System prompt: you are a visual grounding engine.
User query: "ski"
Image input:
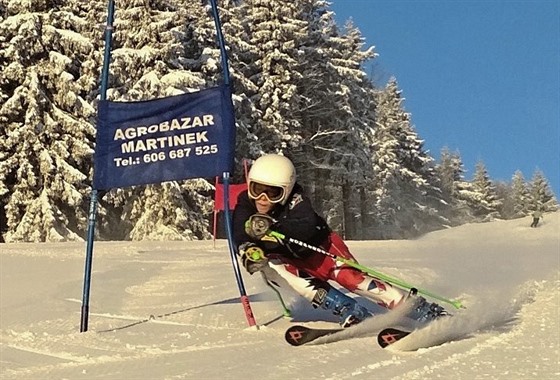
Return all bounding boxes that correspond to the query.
[285,325,343,346]
[377,327,412,348]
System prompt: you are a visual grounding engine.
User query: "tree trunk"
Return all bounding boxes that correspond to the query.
[342,180,355,239]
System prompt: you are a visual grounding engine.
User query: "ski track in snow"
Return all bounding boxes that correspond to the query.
[324,277,559,380]
[388,278,541,352]
[388,278,560,380]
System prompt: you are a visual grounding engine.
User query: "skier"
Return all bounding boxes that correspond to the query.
[530,208,543,228]
[232,154,445,328]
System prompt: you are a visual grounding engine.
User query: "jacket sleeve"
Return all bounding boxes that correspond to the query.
[232,191,257,248]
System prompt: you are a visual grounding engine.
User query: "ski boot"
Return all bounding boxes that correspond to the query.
[313,285,371,328]
[405,295,447,323]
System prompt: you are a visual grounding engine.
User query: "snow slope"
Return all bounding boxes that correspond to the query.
[1,213,558,380]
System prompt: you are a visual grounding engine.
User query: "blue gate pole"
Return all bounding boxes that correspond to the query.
[223,173,257,327]
[80,0,115,332]
[210,0,258,327]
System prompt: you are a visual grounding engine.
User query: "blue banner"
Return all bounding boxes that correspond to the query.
[93,85,235,190]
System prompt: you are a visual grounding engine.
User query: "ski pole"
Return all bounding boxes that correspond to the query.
[268,230,464,310]
[261,272,292,318]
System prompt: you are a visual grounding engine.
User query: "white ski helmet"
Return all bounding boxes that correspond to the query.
[247,154,296,205]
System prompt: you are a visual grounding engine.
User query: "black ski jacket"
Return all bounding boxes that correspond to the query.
[232,183,330,258]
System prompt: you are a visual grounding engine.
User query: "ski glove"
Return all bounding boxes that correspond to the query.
[239,242,268,274]
[244,213,275,240]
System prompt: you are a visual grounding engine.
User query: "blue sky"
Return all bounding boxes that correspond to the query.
[331,0,560,196]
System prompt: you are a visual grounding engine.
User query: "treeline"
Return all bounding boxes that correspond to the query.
[0,0,557,243]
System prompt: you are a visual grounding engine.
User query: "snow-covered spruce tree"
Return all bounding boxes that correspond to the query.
[493,180,512,219]
[435,147,472,225]
[436,147,459,204]
[105,1,208,100]
[198,0,267,178]
[316,20,377,239]
[369,81,401,238]
[527,169,558,213]
[178,0,304,180]
[118,179,214,240]
[459,161,501,221]
[500,170,531,219]
[282,0,329,189]
[0,1,97,242]
[95,0,219,240]
[225,0,348,226]
[239,0,322,215]
[239,0,307,153]
[287,4,376,238]
[369,78,445,239]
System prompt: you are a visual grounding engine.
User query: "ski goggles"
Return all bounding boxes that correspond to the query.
[248,181,285,203]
